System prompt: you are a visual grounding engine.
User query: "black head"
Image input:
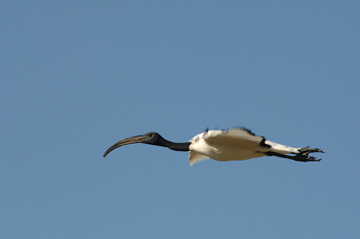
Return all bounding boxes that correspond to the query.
[103,132,165,157]
[141,132,165,145]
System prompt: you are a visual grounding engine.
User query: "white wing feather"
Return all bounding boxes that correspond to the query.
[203,128,264,147]
[189,151,209,166]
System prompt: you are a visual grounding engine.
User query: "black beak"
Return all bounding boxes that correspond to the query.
[103,135,146,157]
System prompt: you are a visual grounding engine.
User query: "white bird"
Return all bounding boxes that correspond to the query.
[103,127,324,165]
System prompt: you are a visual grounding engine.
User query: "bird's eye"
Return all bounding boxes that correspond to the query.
[148,133,153,137]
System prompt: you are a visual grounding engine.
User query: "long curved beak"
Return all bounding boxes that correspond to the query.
[103,135,146,157]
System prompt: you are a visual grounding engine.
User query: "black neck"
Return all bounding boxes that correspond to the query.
[166,141,191,151]
[143,135,191,151]
[155,138,190,151]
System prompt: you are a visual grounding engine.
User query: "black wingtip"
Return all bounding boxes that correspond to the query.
[239,127,256,136]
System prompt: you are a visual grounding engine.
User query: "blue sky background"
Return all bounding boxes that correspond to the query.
[1,1,359,238]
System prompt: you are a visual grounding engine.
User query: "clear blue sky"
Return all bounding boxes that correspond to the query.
[1,1,359,238]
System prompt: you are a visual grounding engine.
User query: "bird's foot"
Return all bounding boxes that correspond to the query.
[293,147,324,162]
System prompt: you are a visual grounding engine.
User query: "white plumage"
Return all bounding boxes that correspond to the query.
[189,128,301,165]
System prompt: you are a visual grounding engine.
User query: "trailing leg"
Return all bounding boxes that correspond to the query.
[266,147,324,162]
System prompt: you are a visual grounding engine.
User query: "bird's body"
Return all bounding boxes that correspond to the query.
[103,127,323,165]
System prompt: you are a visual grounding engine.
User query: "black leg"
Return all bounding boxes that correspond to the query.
[266,147,324,162]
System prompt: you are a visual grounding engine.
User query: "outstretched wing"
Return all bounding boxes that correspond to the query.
[204,127,299,154]
[203,128,268,148]
[188,128,269,165]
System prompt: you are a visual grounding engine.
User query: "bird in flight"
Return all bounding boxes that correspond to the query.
[103,127,324,165]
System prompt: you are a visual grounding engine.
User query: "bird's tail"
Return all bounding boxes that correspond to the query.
[263,140,300,154]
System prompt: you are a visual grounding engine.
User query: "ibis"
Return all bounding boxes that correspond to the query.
[103,127,324,165]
